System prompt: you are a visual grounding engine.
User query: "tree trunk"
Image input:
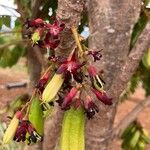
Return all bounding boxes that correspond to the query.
[42,1,85,149]
[85,0,141,149]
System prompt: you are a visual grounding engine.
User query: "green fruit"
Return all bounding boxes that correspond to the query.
[29,97,44,135]
[60,107,85,150]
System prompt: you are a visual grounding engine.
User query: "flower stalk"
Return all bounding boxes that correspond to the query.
[71,26,84,57]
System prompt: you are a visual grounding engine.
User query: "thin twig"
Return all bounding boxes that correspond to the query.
[0,39,29,50]
[0,30,21,35]
[71,26,84,56]
[112,97,150,138]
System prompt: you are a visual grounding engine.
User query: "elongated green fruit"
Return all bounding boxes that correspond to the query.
[60,107,85,150]
[29,97,44,135]
[42,74,64,102]
[3,114,19,144]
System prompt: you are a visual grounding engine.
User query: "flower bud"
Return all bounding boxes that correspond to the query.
[84,95,99,119]
[61,87,78,110]
[88,65,104,90]
[3,111,22,144]
[87,65,97,77]
[92,88,112,105]
[31,31,40,44]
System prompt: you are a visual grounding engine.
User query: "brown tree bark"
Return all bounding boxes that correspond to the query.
[85,0,142,149]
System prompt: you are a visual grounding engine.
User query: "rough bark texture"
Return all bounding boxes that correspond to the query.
[86,0,141,149]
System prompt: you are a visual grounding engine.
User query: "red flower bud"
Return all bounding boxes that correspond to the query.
[61,87,78,110]
[84,95,99,119]
[92,88,112,105]
[36,71,51,93]
[88,65,97,77]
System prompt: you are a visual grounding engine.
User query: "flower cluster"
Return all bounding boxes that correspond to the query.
[3,17,113,146]
[41,47,112,119]
[14,120,42,145]
[25,18,65,49]
[3,111,42,145]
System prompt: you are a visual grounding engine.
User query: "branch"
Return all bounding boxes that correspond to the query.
[109,22,150,100]
[0,30,21,35]
[0,39,29,50]
[31,0,42,19]
[32,45,47,69]
[112,97,150,138]
[15,0,29,21]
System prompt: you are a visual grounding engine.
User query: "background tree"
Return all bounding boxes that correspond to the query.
[0,0,150,150]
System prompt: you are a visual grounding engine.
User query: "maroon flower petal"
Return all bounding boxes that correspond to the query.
[36,71,51,93]
[84,95,99,119]
[45,19,65,39]
[87,65,97,77]
[92,89,112,105]
[61,87,78,110]
[57,64,68,74]
[88,50,102,62]
[25,18,45,28]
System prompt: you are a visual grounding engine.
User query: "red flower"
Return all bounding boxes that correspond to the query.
[46,19,65,39]
[88,65,105,90]
[92,88,112,105]
[87,65,97,77]
[25,18,45,28]
[88,50,102,62]
[36,71,51,93]
[57,50,84,82]
[41,38,60,49]
[61,87,78,110]
[14,120,42,144]
[84,95,99,119]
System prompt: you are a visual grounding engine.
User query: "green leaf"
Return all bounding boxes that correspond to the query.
[78,12,88,33]
[142,48,150,69]
[120,73,140,100]
[2,15,11,28]
[130,12,148,50]
[139,61,150,96]
[0,16,3,30]
[29,97,44,135]
[0,44,25,68]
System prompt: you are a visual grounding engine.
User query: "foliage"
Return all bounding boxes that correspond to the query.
[121,121,150,150]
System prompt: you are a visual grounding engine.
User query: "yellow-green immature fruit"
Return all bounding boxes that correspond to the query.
[29,97,44,135]
[42,73,64,102]
[60,107,85,150]
[3,112,21,144]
